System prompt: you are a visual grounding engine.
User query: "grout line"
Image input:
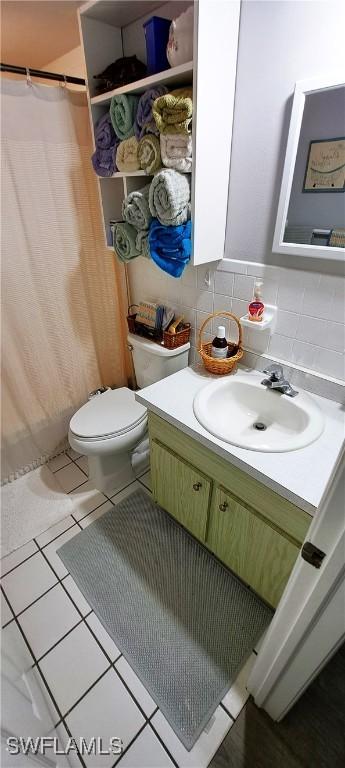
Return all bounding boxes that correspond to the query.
[38,519,80,550]
[71,457,89,478]
[112,661,154,723]
[71,514,84,530]
[1,587,15,625]
[84,615,122,666]
[59,720,87,768]
[61,664,113,720]
[137,477,151,492]
[105,478,140,504]
[8,579,61,621]
[220,701,236,721]
[49,457,73,473]
[2,617,15,629]
[66,479,90,494]
[112,721,148,768]
[35,618,85,664]
[1,547,40,578]
[148,721,180,768]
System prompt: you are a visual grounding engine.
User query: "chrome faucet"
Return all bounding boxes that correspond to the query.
[261,364,298,397]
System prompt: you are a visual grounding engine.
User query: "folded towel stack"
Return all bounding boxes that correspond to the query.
[134,86,168,140]
[149,168,191,226]
[91,113,119,177]
[95,83,193,277]
[148,219,192,278]
[110,94,139,140]
[152,87,193,134]
[138,135,162,174]
[122,185,152,231]
[160,133,192,173]
[116,137,140,172]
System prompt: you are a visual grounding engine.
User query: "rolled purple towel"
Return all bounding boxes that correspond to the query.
[92,147,117,177]
[134,86,168,141]
[94,112,117,150]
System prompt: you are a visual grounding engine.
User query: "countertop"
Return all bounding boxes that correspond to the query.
[136,365,345,515]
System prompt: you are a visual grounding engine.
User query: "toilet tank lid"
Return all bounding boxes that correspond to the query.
[69,387,147,439]
[128,333,190,357]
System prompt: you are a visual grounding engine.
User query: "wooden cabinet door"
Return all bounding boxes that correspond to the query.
[151,440,211,541]
[207,486,301,608]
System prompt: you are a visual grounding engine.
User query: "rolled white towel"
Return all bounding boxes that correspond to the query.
[160,133,192,173]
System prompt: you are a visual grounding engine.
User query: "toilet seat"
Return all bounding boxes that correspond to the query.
[69,387,147,442]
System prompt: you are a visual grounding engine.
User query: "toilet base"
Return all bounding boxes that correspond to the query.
[87,451,135,497]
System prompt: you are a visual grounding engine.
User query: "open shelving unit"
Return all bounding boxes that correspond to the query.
[78,0,240,264]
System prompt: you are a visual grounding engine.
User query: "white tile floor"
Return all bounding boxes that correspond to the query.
[1,453,258,768]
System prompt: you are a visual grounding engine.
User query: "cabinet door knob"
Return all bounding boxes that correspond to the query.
[219,501,228,512]
[193,482,202,491]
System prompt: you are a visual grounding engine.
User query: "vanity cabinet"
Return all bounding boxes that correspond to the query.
[151,440,211,541]
[207,486,300,607]
[149,413,311,608]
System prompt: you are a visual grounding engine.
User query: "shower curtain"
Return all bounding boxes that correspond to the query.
[1,79,131,483]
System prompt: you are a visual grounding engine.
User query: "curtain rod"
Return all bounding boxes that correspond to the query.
[0,63,85,86]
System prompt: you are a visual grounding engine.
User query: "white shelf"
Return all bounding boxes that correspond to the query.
[90,61,193,105]
[80,1,163,28]
[111,171,149,178]
[240,305,278,332]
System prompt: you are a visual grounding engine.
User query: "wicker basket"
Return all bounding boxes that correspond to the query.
[163,323,191,349]
[127,305,138,334]
[127,305,162,341]
[198,311,243,375]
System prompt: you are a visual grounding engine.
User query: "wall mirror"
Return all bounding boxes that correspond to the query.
[273,75,344,262]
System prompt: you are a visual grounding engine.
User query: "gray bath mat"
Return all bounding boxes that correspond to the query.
[58,489,272,749]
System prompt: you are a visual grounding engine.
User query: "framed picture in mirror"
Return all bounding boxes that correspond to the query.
[273,74,345,261]
[303,137,345,192]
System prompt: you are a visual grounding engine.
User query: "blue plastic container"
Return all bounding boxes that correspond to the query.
[143,16,171,75]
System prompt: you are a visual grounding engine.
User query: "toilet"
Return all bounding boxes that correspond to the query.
[68,333,190,496]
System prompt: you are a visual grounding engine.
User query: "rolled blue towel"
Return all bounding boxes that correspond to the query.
[148,219,192,278]
[94,112,117,150]
[92,147,117,177]
[110,94,139,141]
[134,85,168,141]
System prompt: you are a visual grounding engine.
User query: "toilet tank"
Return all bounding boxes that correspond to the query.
[127,333,190,389]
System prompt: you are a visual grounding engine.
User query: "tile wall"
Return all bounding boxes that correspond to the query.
[127,258,345,397]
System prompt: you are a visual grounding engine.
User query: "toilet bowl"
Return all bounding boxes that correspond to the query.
[69,333,190,496]
[69,387,148,496]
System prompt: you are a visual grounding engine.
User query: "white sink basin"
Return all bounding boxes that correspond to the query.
[193,373,325,452]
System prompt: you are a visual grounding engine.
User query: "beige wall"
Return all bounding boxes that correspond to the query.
[44,46,86,80]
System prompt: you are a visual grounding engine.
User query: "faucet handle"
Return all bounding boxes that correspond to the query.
[263,363,284,381]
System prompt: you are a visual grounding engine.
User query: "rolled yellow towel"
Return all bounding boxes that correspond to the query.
[152,88,193,134]
[116,137,140,172]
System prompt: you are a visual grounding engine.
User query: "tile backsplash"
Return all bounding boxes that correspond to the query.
[127,258,345,395]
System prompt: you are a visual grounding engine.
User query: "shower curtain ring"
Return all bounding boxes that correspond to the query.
[26,67,32,87]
